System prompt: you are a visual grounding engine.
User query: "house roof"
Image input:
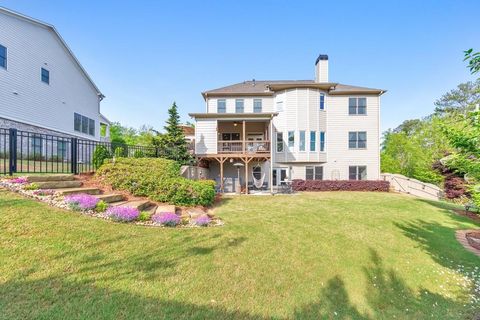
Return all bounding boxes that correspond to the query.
[179,125,195,136]
[0,6,104,98]
[202,80,385,98]
[189,112,278,120]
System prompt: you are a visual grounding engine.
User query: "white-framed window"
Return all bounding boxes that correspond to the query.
[74,112,95,136]
[0,44,6,69]
[276,101,284,112]
[253,99,262,113]
[41,68,50,84]
[349,166,367,180]
[221,133,240,141]
[288,131,295,148]
[235,99,244,113]
[217,99,226,113]
[310,131,316,151]
[306,166,323,180]
[320,93,325,110]
[348,131,366,149]
[349,97,367,115]
[299,130,306,151]
[320,131,325,151]
[276,132,283,152]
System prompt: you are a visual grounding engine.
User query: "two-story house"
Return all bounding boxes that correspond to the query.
[190,54,385,193]
[0,7,110,141]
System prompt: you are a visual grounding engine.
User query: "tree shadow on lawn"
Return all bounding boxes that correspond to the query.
[2,249,476,320]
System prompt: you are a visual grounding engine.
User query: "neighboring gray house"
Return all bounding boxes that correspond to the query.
[190,54,386,193]
[0,7,110,141]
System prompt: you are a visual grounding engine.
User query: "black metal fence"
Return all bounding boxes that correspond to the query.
[0,128,160,175]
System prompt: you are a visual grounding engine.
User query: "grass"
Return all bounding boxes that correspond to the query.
[0,190,479,319]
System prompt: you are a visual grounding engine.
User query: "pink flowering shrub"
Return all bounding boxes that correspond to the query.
[152,212,180,227]
[10,177,28,184]
[195,215,211,227]
[64,194,100,211]
[107,206,140,222]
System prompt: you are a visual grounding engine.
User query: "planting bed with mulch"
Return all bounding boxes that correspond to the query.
[466,231,480,251]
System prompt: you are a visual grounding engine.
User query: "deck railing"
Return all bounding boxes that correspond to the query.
[217,140,270,154]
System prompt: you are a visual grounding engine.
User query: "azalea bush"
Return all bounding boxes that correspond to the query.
[65,194,100,211]
[152,212,180,227]
[107,206,139,222]
[96,158,216,206]
[195,215,211,227]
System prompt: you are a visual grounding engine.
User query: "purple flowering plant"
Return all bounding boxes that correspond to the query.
[195,215,211,227]
[107,206,140,222]
[152,212,180,227]
[64,194,100,211]
[32,189,56,196]
[10,177,28,184]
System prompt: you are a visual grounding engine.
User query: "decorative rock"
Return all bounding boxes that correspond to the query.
[26,174,75,182]
[186,207,206,219]
[155,205,176,214]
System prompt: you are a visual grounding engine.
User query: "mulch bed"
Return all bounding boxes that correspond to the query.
[456,230,480,257]
[466,231,480,251]
[452,209,480,222]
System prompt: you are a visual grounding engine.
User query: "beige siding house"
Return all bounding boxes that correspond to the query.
[190,54,385,193]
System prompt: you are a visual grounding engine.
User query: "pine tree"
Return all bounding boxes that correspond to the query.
[161,102,192,164]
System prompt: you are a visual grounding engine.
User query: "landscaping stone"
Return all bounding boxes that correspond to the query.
[186,207,206,218]
[94,194,124,203]
[155,204,176,214]
[26,174,75,182]
[120,200,151,211]
[35,180,82,189]
[56,187,101,195]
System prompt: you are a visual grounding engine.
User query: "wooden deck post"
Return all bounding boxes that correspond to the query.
[220,157,224,193]
[245,157,249,195]
[242,120,246,153]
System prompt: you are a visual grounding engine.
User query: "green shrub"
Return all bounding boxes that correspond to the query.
[138,211,152,221]
[24,183,39,190]
[93,145,112,169]
[114,147,125,158]
[96,158,216,206]
[133,150,145,158]
[95,200,109,213]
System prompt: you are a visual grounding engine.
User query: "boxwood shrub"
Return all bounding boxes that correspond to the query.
[292,179,390,192]
[96,158,216,206]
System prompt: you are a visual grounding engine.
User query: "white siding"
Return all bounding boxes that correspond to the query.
[323,95,380,180]
[0,12,102,140]
[207,97,274,113]
[195,119,217,154]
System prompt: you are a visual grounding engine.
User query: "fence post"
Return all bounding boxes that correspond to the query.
[8,128,17,176]
[71,138,78,174]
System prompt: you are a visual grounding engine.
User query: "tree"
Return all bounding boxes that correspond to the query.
[464,48,480,74]
[434,79,480,115]
[159,102,192,164]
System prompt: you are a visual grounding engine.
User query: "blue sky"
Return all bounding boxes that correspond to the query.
[2,0,479,133]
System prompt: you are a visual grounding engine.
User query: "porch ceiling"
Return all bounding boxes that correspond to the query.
[188,112,278,120]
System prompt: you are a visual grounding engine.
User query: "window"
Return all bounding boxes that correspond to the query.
[253,99,262,113]
[217,99,226,113]
[41,68,50,84]
[74,113,81,132]
[276,101,284,112]
[320,93,325,110]
[57,141,67,158]
[349,166,367,180]
[221,133,240,141]
[299,131,306,151]
[320,131,325,151]
[349,131,367,149]
[0,45,6,69]
[32,136,42,155]
[349,97,367,115]
[288,131,295,148]
[310,131,316,151]
[235,99,244,113]
[74,112,95,136]
[306,166,323,180]
[276,132,283,152]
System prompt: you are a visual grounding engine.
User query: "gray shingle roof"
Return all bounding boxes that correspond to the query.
[202,80,385,98]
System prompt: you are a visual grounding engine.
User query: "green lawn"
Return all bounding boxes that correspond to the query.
[0,190,479,319]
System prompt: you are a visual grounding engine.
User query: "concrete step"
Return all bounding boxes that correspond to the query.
[26,174,75,182]
[155,204,176,214]
[56,187,101,195]
[36,180,82,189]
[115,200,152,211]
[94,194,124,203]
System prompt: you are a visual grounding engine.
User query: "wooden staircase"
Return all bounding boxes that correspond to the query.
[25,174,173,213]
